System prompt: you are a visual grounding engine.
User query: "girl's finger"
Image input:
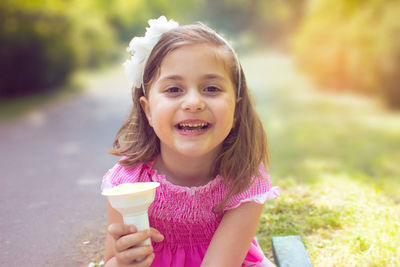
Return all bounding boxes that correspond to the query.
[150,228,164,243]
[108,223,137,241]
[116,245,153,265]
[133,253,155,267]
[115,230,151,252]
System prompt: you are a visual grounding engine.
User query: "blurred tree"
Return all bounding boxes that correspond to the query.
[67,0,115,67]
[0,1,76,97]
[0,0,116,98]
[294,0,400,108]
[196,0,306,48]
[0,0,307,99]
[102,0,197,42]
[100,0,149,42]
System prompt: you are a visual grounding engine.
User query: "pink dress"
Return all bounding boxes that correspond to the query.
[102,158,280,266]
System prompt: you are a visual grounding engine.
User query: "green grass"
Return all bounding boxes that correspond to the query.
[245,51,400,266]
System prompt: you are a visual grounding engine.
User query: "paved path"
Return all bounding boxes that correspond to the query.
[0,67,132,266]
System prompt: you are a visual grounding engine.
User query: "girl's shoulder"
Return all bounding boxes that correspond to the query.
[101,157,155,191]
[223,163,280,212]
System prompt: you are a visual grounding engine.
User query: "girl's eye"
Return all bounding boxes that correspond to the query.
[165,87,182,94]
[203,86,221,94]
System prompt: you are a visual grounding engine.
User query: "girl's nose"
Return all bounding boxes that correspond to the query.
[181,89,205,112]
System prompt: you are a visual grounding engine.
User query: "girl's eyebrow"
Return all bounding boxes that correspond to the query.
[202,74,227,82]
[159,75,184,82]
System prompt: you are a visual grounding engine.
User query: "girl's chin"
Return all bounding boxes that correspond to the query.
[172,144,222,159]
[175,149,213,158]
[159,139,223,159]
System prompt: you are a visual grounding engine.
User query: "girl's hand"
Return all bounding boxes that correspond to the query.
[107,223,164,267]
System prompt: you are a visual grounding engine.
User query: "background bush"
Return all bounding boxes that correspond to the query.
[0,0,303,99]
[293,0,400,108]
[8,0,398,109]
[0,0,115,98]
[0,7,76,97]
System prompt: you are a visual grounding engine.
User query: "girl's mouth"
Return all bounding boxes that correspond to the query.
[175,121,211,135]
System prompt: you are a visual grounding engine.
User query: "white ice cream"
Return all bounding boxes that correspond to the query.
[102,182,157,196]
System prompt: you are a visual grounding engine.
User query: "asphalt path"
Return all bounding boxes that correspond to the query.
[0,67,131,266]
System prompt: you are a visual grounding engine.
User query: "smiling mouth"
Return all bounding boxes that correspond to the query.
[176,122,210,132]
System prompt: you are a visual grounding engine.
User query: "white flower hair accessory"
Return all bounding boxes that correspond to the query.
[123,16,179,90]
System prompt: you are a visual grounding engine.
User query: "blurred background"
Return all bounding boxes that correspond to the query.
[1,0,399,108]
[0,0,399,266]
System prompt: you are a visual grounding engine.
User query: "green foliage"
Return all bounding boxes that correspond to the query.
[0,0,201,98]
[0,5,76,97]
[0,0,306,98]
[100,0,150,42]
[67,0,116,67]
[195,0,306,45]
[0,0,117,97]
[293,0,400,109]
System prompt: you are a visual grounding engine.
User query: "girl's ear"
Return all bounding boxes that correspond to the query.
[236,97,242,104]
[139,96,153,127]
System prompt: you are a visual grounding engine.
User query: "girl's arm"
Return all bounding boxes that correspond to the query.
[104,199,124,264]
[201,201,264,267]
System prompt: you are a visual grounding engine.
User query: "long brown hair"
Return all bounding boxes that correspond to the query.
[108,23,269,212]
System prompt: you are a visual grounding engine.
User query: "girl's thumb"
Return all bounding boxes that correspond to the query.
[150,228,164,243]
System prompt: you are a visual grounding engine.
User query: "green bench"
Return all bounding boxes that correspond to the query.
[271,235,313,267]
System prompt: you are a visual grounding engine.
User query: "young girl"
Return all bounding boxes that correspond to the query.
[101,16,279,267]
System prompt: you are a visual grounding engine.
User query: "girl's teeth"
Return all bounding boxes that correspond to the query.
[177,122,209,132]
[180,123,207,127]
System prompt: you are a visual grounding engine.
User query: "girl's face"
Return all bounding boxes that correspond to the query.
[140,43,236,159]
